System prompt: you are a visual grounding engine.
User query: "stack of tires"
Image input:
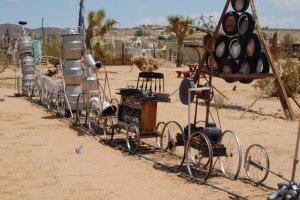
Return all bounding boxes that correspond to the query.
[206,0,270,84]
[18,34,35,96]
[61,28,84,114]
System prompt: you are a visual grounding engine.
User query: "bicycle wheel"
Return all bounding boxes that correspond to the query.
[39,82,47,107]
[193,17,205,29]
[46,91,54,111]
[186,131,213,181]
[155,122,166,148]
[99,116,114,143]
[75,93,87,126]
[126,123,140,153]
[219,130,242,180]
[244,144,270,183]
[160,121,185,169]
[56,90,65,117]
[87,100,100,134]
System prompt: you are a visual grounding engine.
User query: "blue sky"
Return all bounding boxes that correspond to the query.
[0,0,300,29]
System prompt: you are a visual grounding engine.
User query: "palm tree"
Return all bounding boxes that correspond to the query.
[86,9,117,50]
[166,15,195,67]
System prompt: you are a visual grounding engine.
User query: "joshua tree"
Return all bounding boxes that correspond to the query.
[166,15,195,67]
[86,9,117,50]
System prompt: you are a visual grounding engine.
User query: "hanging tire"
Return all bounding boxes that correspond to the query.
[206,52,221,73]
[214,35,230,59]
[220,59,239,83]
[229,36,245,59]
[245,33,261,58]
[254,51,270,74]
[238,12,255,37]
[238,58,254,84]
[222,11,240,36]
[231,0,250,13]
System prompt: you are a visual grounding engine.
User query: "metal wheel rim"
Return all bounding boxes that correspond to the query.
[160,121,185,169]
[219,130,242,180]
[155,122,166,148]
[88,100,99,134]
[126,123,140,153]
[99,116,114,142]
[244,144,270,183]
[186,131,213,181]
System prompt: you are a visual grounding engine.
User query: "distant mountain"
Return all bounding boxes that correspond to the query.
[0,23,63,38]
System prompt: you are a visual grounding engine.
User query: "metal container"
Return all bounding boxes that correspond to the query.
[65,85,83,110]
[62,31,84,60]
[63,60,83,85]
[82,76,98,91]
[18,36,34,55]
[21,55,35,74]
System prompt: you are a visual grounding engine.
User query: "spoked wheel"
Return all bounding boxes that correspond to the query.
[46,91,55,111]
[87,100,100,134]
[126,123,140,153]
[244,144,270,183]
[98,116,114,143]
[219,130,242,180]
[32,77,41,102]
[56,90,65,117]
[155,122,166,148]
[186,131,213,181]
[39,83,48,107]
[28,80,35,99]
[75,93,88,126]
[160,121,185,169]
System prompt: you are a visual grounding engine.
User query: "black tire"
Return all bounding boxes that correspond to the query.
[231,0,250,13]
[220,59,239,83]
[245,33,261,58]
[238,12,255,37]
[229,36,246,59]
[214,35,230,59]
[238,58,255,84]
[222,11,240,36]
[254,51,270,74]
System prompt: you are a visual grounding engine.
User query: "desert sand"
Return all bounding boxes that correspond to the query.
[0,64,299,200]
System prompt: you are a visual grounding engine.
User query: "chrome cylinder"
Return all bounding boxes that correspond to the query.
[18,36,34,55]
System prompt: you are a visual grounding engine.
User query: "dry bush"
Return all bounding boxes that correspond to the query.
[214,93,225,108]
[131,55,159,72]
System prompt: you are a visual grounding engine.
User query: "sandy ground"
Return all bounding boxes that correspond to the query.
[0,64,300,200]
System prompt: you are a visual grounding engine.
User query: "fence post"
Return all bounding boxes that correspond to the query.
[122,42,125,65]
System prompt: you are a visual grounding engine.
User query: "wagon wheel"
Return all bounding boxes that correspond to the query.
[47,90,56,111]
[75,93,88,126]
[126,123,140,153]
[160,121,185,169]
[56,90,65,117]
[244,144,270,183]
[155,122,166,148]
[87,100,100,134]
[39,82,48,107]
[219,130,242,180]
[193,121,210,168]
[98,116,114,143]
[28,80,35,99]
[32,77,41,102]
[186,131,213,181]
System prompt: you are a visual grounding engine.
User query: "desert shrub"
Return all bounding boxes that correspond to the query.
[42,36,60,66]
[253,57,300,96]
[131,55,159,72]
[214,93,225,108]
[91,38,115,61]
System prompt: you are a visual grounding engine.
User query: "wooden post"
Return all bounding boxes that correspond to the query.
[250,0,294,120]
[121,42,125,65]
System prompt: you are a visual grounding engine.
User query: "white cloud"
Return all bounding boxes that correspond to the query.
[136,17,168,26]
[270,0,300,11]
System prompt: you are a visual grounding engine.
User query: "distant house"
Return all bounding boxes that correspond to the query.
[158,35,171,40]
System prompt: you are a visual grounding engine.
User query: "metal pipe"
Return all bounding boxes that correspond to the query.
[291,120,300,181]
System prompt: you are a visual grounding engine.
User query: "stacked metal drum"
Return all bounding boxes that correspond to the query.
[61,28,84,112]
[207,0,270,84]
[18,34,35,96]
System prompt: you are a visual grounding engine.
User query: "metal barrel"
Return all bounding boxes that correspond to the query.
[62,31,84,60]
[18,36,34,55]
[63,60,83,85]
[20,54,35,96]
[65,85,83,110]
